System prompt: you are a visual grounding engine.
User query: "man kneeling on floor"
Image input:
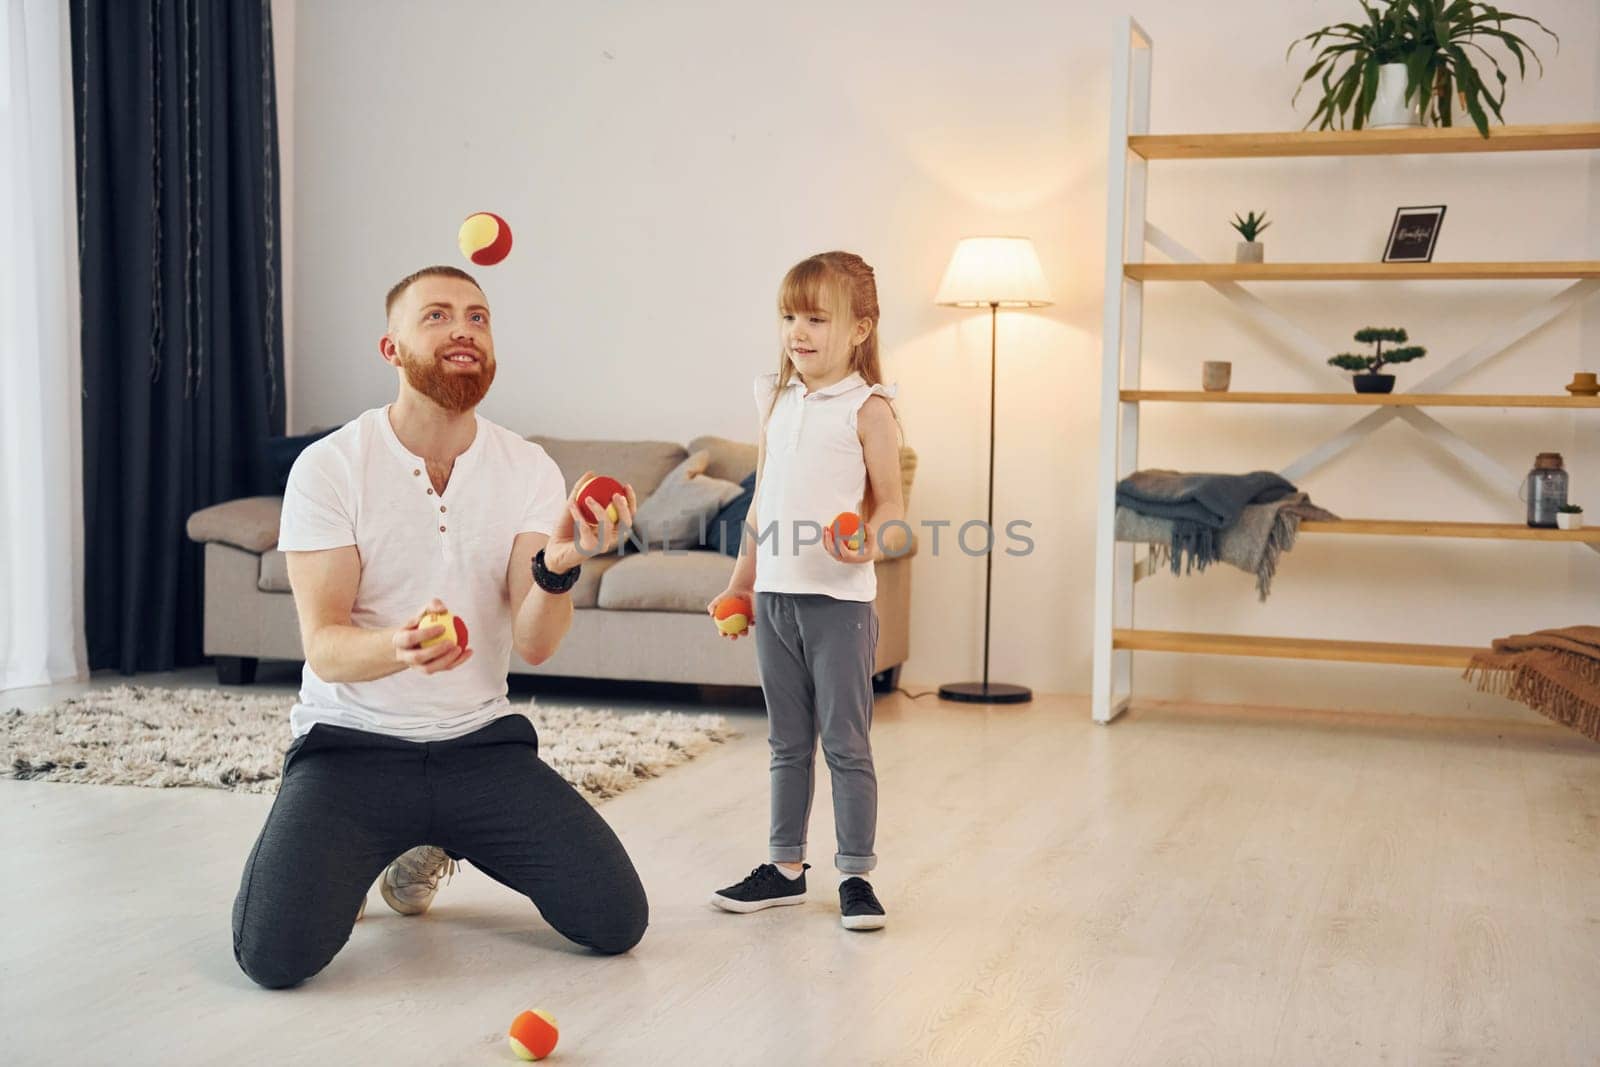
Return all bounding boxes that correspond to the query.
[232,265,647,989]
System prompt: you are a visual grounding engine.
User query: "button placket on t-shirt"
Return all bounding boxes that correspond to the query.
[788,388,816,451]
[413,466,457,554]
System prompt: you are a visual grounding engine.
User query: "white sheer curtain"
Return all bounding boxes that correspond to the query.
[1,0,86,691]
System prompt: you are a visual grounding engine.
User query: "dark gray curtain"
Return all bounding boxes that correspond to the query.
[71,0,285,673]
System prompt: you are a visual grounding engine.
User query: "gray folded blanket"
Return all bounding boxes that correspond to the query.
[1116,469,1302,579]
[1116,492,1340,600]
[1116,469,1298,526]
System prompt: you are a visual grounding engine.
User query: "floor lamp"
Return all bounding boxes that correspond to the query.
[934,236,1053,705]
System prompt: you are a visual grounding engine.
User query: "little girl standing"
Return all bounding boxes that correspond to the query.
[708,251,905,931]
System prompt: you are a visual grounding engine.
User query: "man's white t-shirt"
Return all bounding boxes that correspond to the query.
[277,406,567,740]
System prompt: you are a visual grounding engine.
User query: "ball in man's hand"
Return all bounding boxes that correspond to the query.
[419,611,469,651]
[574,474,626,525]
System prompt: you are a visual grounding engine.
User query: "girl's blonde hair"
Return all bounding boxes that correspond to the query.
[764,251,897,428]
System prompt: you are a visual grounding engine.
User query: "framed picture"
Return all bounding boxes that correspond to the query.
[1383,205,1447,263]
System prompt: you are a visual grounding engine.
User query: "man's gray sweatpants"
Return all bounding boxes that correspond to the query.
[754,591,879,874]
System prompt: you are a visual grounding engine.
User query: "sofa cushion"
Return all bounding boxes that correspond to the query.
[265,428,337,493]
[897,445,918,511]
[258,549,291,593]
[705,472,757,556]
[526,436,687,500]
[596,552,736,613]
[186,496,284,553]
[688,435,758,484]
[259,542,626,605]
[631,451,744,550]
[569,553,625,609]
[685,439,919,513]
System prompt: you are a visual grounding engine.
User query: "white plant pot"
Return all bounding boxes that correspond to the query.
[1557,512,1583,530]
[1235,241,1264,264]
[1369,62,1421,129]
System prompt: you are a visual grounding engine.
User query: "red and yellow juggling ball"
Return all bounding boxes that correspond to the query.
[418,611,469,651]
[458,211,513,266]
[830,511,864,553]
[508,1009,559,1060]
[713,594,753,636]
[574,474,626,525]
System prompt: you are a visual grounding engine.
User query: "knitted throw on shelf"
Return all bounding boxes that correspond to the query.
[1115,493,1338,600]
[1465,627,1600,743]
[1114,470,1331,597]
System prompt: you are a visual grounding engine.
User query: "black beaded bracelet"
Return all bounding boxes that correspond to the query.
[532,548,581,594]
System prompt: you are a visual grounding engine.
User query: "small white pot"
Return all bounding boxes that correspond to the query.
[1235,241,1264,264]
[1369,62,1421,129]
[1557,512,1584,530]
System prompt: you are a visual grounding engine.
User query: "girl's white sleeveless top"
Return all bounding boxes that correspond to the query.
[752,370,897,603]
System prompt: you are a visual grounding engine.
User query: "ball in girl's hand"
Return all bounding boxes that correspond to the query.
[830,511,864,553]
[574,474,626,525]
[508,1009,559,1061]
[458,211,513,266]
[713,594,753,636]
[419,611,469,651]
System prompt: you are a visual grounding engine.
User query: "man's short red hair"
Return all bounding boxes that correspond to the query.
[385,265,483,318]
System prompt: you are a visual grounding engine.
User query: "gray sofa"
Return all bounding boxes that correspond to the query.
[185,433,916,692]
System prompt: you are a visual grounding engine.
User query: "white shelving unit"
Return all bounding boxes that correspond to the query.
[1090,16,1600,724]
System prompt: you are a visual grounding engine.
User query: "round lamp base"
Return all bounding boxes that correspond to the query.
[938,681,1033,705]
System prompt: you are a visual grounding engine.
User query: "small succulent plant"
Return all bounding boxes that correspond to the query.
[1230,211,1272,242]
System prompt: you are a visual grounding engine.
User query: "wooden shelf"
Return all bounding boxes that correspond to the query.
[1124,262,1600,282]
[1129,122,1600,160]
[1113,629,1483,668]
[1121,390,1600,409]
[1299,519,1600,543]
[1090,24,1599,724]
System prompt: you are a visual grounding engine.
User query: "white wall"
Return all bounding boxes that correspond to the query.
[286,0,1599,711]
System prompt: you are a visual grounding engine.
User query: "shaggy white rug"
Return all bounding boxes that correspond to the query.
[2,685,734,802]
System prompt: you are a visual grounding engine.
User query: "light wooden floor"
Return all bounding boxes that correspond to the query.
[4,672,1600,1065]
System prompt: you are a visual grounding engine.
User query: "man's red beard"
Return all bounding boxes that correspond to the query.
[396,341,497,412]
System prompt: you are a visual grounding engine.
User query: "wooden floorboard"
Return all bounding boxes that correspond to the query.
[4,676,1600,1064]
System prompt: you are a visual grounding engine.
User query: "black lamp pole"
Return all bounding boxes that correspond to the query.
[940,302,1032,705]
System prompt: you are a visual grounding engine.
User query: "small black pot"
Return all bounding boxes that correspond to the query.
[1353,373,1396,394]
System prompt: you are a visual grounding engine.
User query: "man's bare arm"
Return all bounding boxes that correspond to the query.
[286,547,470,682]
[506,473,639,665]
[507,530,573,666]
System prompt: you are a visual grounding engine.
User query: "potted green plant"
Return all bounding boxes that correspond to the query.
[1289,0,1559,136]
[1396,0,1558,136]
[1288,1,1416,129]
[1327,327,1426,393]
[1231,211,1271,263]
[1557,504,1584,531]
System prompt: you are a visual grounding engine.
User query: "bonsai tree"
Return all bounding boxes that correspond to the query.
[1231,211,1271,242]
[1289,0,1559,136]
[1327,327,1427,375]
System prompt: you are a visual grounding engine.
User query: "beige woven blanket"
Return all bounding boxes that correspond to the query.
[1466,626,1600,742]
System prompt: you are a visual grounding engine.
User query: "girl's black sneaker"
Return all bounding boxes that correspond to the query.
[710,863,809,913]
[839,877,886,930]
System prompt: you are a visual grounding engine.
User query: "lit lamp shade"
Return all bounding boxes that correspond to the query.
[935,237,1053,308]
